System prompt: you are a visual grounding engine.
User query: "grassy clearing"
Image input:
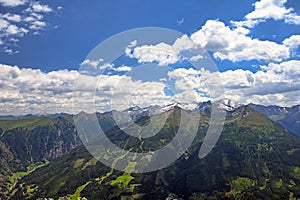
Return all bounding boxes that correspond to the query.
[7,161,49,190]
[111,162,137,190]
[69,181,91,200]
[111,173,134,189]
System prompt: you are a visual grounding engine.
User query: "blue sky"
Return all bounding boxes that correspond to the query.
[0,0,300,114]
[1,0,298,71]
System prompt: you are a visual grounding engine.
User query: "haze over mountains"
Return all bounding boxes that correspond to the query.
[0,102,300,199]
[2,100,298,134]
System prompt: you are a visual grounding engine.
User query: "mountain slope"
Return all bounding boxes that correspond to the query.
[0,116,80,199]
[10,106,300,200]
[0,111,121,199]
[0,116,78,166]
[250,104,300,135]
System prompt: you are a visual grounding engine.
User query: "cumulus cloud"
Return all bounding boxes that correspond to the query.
[29,20,46,30]
[0,18,9,30]
[168,68,202,91]
[198,60,300,106]
[191,20,290,62]
[126,34,194,65]
[245,0,290,20]
[0,64,173,115]
[127,44,180,66]
[2,13,22,22]
[283,35,300,50]
[0,0,26,7]
[81,59,104,68]
[0,64,85,114]
[0,2,57,54]
[114,65,132,72]
[166,59,300,107]
[1,60,300,115]
[6,24,28,35]
[231,0,300,28]
[285,13,300,25]
[0,18,28,37]
[31,2,52,13]
[127,20,291,63]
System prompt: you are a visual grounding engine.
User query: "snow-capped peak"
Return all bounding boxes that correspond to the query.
[161,102,198,112]
[216,99,241,111]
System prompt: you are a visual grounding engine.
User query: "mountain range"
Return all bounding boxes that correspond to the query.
[0,102,300,199]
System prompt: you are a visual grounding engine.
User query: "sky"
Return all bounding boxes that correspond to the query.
[0,0,300,115]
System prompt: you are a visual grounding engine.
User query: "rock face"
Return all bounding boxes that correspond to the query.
[0,116,79,165]
[0,116,80,198]
[8,106,300,200]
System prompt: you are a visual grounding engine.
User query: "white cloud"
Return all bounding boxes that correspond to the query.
[191,20,290,62]
[127,20,290,63]
[245,0,290,20]
[30,13,44,20]
[0,0,26,7]
[127,44,180,66]
[126,34,195,65]
[23,16,35,22]
[114,65,132,72]
[167,67,226,101]
[0,16,28,37]
[166,59,300,107]
[283,35,300,49]
[172,90,209,105]
[0,64,173,115]
[231,0,300,28]
[2,13,22,22]
[6,24,19,34]
[5,24,28,36]
[190,54,203,61]
[205,60,300,106]
[99,63,114,70]
[285,13,300,25]
[230,19,265,28]
[226,60,300,97]
[4,48,19,54]
[168,68,201,91]
[0,64,80,115]
[81,58,104,68]
[29,21,46,30]
[0,18,9,30]
[81,61,131,72]
[0,2,55,54]
[1,60,299,115]
[31,2,52,13]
